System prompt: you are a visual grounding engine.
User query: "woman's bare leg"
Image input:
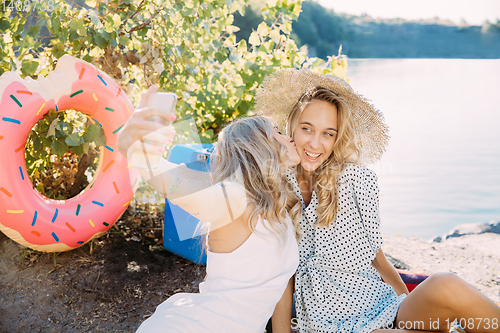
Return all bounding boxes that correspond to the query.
[393,272,500,332]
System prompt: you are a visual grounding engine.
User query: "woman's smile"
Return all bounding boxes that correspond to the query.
[304,150,322,161]
[293,100,338,172]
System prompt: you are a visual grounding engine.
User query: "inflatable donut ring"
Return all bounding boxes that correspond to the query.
[0,55,140,252]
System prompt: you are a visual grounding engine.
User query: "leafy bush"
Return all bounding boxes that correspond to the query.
[25,109,105,199]
[0,0,347,201]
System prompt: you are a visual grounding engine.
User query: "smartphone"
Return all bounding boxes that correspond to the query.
[147,92,177,125]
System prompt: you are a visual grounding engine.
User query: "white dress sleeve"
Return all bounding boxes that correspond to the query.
[135,158,248,228]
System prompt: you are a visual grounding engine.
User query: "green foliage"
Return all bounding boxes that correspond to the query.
[290,1,345,59]
[233,1,500,59]
[1,0,347,200]
[24,109,105,199]
[233,1,345,59]
[0,0,345,138]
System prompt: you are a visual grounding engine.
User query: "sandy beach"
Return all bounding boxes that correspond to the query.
[383,232,500,304]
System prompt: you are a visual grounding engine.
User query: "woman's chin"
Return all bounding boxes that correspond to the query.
[300,160,322,172]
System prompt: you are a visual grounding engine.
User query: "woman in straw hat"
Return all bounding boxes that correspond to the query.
[118,86,302,332]
[256,69,500,333]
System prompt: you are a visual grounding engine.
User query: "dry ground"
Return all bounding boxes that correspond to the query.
[1,209,499,332]
[0,207,205,333]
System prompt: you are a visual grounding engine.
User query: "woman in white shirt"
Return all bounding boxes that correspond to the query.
[117,86,301,333]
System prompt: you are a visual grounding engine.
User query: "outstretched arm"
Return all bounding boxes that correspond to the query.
[117,85,248,230]
[138,158,248,230]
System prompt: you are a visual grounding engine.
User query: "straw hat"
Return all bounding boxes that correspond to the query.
[255,69,389,164]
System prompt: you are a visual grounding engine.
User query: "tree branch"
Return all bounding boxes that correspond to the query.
[120,0,146,29]
[126,7,161,33]
[69,147,96,197]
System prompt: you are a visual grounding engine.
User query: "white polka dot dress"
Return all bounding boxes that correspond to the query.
[286,164,406,333]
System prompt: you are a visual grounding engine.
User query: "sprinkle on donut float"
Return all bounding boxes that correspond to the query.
[0,55,140,252]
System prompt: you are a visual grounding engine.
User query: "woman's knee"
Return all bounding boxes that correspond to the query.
[422,272,466,304]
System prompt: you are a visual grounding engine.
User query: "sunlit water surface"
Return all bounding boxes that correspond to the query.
[347,59,500,239]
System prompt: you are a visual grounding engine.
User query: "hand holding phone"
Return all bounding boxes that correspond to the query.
[119,87,178,172]
[146,92,177,126]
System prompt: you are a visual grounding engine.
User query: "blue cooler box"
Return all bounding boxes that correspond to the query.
[163,143,215,265]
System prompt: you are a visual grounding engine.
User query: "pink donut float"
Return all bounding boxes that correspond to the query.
[0,55,140,252]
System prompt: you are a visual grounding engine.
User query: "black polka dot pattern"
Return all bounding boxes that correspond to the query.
[286,165,407,333]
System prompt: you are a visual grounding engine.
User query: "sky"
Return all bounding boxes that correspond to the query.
[316,0,500,25]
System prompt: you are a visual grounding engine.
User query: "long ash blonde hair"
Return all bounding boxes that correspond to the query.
[211,116,300,242]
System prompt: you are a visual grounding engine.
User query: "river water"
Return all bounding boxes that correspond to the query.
[347,59,500,239]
